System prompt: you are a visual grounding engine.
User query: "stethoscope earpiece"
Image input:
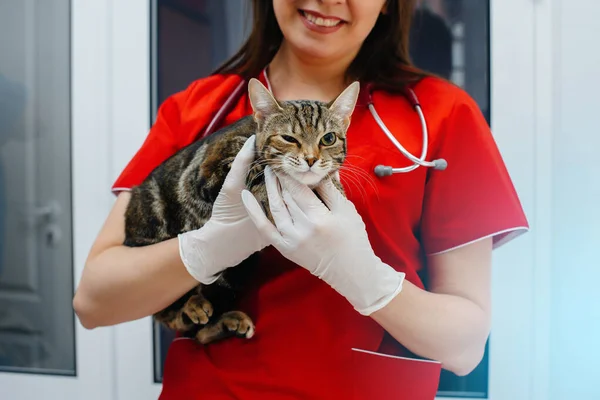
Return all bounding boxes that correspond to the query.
[374,165,393,177]
[432,159,448,170]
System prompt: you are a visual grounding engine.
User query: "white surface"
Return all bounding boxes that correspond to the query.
[532,1,554,400]
[548,1,600,399]
[489,0,600,398]
[109,1,163,399]
[487,0,537,398]
[0,0,74,377]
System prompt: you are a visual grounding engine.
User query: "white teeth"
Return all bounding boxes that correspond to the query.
[303,11,341,27]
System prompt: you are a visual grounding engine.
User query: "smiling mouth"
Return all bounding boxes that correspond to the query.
[299,10,344,28]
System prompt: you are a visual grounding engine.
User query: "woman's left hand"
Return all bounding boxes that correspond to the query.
[240,167,405,316]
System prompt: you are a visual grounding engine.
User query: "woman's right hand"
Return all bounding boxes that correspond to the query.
[73,135,267,329]
[178,135,270,284]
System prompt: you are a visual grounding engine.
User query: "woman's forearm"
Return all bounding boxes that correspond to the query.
[371,279,491,376]
[73,238,199,329]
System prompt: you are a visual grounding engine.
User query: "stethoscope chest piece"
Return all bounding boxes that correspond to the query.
[367,87,448,177]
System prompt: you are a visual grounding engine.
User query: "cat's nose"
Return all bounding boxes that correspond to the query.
[305,157,317,167]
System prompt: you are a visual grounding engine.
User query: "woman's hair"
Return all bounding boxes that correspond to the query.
[213,0,428,93]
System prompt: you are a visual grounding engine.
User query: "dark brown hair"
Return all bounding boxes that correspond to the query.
[213,0,428,93]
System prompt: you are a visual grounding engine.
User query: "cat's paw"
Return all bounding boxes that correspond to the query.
[183,294,213,325]
[195,310,255,344]
[221,311,255,339]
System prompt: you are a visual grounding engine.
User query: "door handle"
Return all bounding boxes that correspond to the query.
[23,201,61,226]
[30,201,61,222]
[22,201,63,247]
[43,223,62,248]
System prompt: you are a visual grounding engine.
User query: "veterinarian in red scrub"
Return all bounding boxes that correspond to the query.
[73,0,529,398]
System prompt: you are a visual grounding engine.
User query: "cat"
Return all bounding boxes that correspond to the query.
[123,78,360,345]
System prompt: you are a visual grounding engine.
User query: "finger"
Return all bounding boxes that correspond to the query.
[315,177,345,211]
[281,188,311,227]
[222,135,256,193]
[277,174,329,219]
[264,167,294,233]
[240,189,282,244]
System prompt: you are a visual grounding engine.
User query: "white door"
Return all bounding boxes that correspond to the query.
[111,1,544,399]
[0,1,114,399]
[0,0,73,374]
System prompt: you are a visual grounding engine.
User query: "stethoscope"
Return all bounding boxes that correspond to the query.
[362,83,448,176]
[197,74,448,178]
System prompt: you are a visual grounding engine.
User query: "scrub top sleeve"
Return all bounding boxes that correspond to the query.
[420,91,529,256]
[111,82,196,194]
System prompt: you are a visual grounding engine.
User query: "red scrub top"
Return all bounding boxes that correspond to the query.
[112,70,529,399]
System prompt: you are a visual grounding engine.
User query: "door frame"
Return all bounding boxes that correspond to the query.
[109,0,161,399]
[106,1,551,399]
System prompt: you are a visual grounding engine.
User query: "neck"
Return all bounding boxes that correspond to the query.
[266,41,357,102]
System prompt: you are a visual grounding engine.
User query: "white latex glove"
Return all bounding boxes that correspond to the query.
[178,135,269,284]
[240,167,405,315]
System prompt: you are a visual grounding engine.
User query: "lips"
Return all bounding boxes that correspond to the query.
[298,9,346,34]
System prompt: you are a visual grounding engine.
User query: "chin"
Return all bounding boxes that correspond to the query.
[294,43,330,59]
[286,34,341,60]
[297,43,340,61]
[292,170,326,187]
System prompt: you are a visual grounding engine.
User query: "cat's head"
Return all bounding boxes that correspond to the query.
[248,78,359,186]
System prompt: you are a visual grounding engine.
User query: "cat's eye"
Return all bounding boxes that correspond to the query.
[320,132,336,146]
[281,135,300,145]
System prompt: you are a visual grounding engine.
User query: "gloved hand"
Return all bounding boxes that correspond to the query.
[178,135,269,284]
[240,167,405,315]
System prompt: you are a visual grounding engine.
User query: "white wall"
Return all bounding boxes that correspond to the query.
[549,0,600,398]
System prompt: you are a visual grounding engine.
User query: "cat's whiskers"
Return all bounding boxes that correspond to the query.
[337,169,368,203]
[248,158,272,169]
[246,159,271,178]
[340,164,379,194]
[338,164,379,202]
[343,154,368,162]
[286,156,302,167]
[340,164,379,192]
[247,158,286,183]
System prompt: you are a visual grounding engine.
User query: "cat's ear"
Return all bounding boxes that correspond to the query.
[248,78,282,123]
[329,81,360,122]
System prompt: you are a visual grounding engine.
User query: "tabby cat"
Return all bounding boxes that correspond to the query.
[123,78,360,345]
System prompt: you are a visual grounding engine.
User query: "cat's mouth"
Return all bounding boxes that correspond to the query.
[288,169,328,187]
[271,157,334,187]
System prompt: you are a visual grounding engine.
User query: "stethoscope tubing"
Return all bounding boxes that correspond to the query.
[196,79,447,176]
[368,101,427,174]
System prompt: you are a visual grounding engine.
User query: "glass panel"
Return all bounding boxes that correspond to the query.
[151,0,252,108]
[411,1,490,397]
[0,0,75,375]
[151,2,491,393]
[411,0,490,122]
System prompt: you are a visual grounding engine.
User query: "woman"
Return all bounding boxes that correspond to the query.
[73,0,529,398]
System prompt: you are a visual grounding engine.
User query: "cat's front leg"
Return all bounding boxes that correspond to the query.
[154,288,214,332]
[195,311,255,345]
[181,290,214,326]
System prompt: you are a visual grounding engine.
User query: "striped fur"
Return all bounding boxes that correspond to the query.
[123,79,359,345]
